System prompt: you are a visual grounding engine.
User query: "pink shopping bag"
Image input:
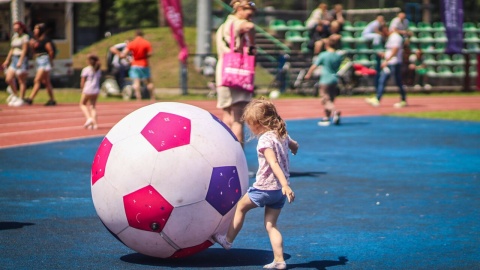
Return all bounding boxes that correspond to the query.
[221,23,256,92]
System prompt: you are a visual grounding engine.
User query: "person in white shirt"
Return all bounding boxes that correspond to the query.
[362,14,385,45]
[365,25,407,108]
[389,11,412,38]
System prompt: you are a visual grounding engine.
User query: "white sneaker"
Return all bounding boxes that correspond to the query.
[83,118,93,129]
[332,111,341,125]
[6,94,14,103]
[212,233,232,250]
[8,95,20,106]
[263,261,287,269]
[393,101,407,108]
[365,97,380,107]
[9,97,24,107]
[318,118,331,126]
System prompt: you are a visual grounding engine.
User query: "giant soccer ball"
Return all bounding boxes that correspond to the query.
[90,102,248,258]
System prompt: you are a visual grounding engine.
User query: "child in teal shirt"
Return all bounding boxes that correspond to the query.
[305,34,343,126]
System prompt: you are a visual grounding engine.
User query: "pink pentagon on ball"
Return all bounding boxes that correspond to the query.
[91,137,113,186]
[123,185,174,232]
[141,112,191,152]
[169,240,214,258]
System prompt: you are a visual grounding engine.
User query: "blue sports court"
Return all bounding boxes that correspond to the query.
[1,116,479,269]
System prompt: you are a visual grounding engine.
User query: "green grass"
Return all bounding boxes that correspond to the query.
[390,110,480,122]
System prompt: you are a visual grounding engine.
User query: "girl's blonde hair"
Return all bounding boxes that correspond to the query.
[242,98,287,139]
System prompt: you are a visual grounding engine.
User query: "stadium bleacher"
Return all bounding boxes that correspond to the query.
[267,19,480,87]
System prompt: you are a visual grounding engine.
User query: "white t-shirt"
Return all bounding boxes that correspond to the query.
[11,33,29,56]
[384,32,403,65]
[111,43,130,68]
[362,20,381,35]
[81,66,102,95]
[254,131,291,190]
[389,17,409,32]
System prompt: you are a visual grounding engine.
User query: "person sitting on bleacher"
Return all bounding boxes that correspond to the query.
[327,4,346,30]
[308,20,342,54]
[305,3,331,29]
[389,11,412,38]
[362,14,386,46]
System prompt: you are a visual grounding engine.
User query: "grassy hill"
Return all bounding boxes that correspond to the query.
[73,27,273,89]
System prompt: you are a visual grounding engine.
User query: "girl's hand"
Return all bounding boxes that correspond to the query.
[282,185,295,203]
[2,61,8,69]
[289,139,299,155]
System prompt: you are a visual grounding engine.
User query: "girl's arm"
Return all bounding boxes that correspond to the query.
[304,64,318,80]
[45,42,54,66]
[2,49,12,68]
[288,137,299,155]
[264,148,295,203]
[80,75,86,90]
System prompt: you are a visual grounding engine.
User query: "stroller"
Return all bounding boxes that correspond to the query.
[336,56,377,95]
[101,44,150,100]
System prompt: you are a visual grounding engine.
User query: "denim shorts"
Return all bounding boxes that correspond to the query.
[36,54,51,71]
[8,55,28,74]
[129,66,151,79]
[247,187,286,209]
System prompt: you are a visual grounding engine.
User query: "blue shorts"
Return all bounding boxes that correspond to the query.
[129,66,151,79]
[36,54,51,71]
[8,55,28,74]
[247,187,286,209]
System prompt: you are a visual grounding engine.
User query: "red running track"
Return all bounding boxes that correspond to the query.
[1,95,480,148]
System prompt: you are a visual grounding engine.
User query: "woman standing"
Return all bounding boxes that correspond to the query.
[24,23,56,106]
[215,0,256,147]
[2,21,29,106]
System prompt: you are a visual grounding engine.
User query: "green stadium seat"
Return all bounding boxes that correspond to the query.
[287,20,306,31]
[423,54,437,65]
[420,43,435,53]
[354,42,369,53]
[452,65,466,77]
[418,32,434,43]
[353,21,367,31]
[433,42,446,53]
[340,42,353,52]
[409,21,418,32]
[469,66,477,77]
[464,32,479,42]
[436,65,453,77]
[463,22,477,32]
[437,54,452,65]
[353,31,366,43]
[343,21,354,31]
[469,54,477,64]
[432,22,445,31]
[340,31,355,43]
[466,42,480,52]
[426,66,438,77]
[451,54,465,65]
[353,54,372,66]
[285,30,307,42]
[301,41,310,53]
[434,31,447,43]
[417,22,433,31]
[269,19,288,31]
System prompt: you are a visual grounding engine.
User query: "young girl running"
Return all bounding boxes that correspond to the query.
[213,98,299,270]
[80,54,101,129]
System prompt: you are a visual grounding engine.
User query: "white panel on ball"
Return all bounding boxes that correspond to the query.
[105,105,161,144]
[104,134,158,194]
[189,117,240,167]
[162,201,221,248]
[117,227,177,258]
[150,145,212,207]
[148,102,213,120]
[91,178,129,234]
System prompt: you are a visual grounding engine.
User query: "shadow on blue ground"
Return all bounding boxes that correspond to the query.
[1,116,479,269]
